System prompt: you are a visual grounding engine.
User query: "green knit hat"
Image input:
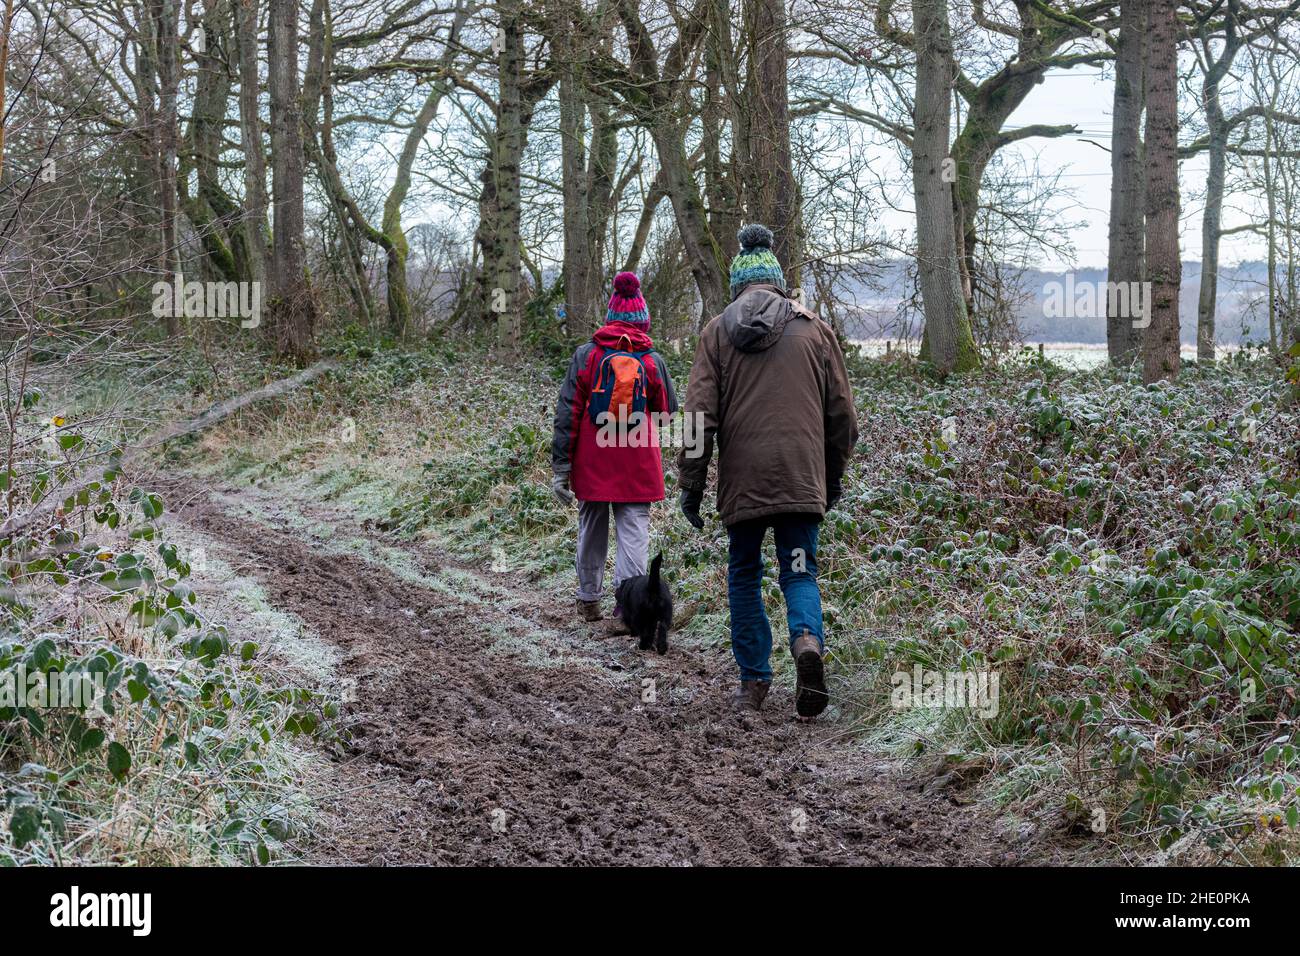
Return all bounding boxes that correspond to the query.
[729,223,785,298]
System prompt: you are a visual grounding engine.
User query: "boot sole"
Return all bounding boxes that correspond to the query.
[795,650,828,718]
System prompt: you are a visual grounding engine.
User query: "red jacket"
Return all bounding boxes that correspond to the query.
[551,322,678,503]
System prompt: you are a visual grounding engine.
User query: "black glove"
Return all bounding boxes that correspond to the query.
[826,481,842,511]
[679,488,704,530]
[551,473,575,505]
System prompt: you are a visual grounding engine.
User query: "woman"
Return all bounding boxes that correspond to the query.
[550,272,677,625]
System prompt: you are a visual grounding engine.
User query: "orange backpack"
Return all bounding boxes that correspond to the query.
[587,335,651,425]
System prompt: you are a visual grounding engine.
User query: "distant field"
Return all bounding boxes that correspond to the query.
[852,339,1241,368]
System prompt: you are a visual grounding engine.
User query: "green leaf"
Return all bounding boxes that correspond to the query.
[8,805,41,848]
[106,742,131,781]
[30,637,56,669]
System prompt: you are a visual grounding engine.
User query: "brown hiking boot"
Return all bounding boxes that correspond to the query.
[577,600,602,622]
[792,632,828,718]
[603,609,631,636]
[732,680,771,712]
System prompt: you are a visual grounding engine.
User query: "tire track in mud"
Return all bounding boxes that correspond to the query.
[168,478,1029,866]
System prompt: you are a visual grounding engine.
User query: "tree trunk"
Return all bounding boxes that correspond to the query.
[1141,0,1181,383]
[268,0,317,362]
[1197,73,1226,364]
[151,0,181,336]
[378,1,469,335]
[1107,0,1147,366]
[0,0,16,179]
[740,0,801,284]
[475,0,526,352]
[911,0,979,375]
[1194,13,1245,365]
[652,122,728,319]
[626,170,667,272]
[1260,51,1281,356]
[380,87,443,336]
[583,102,617,306]
[559,47,598,332]
[182,0,243,284]
[704,2,741,264]
[1265,140,1279,355]
[237,0,270,288]
[467,22,552,345]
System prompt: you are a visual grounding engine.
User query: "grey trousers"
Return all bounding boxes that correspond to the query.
[576,501,651,602]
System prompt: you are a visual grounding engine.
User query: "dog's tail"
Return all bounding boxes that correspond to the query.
[648,551,663,591]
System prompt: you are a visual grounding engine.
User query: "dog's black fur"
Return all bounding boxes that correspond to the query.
[615,552,673,654]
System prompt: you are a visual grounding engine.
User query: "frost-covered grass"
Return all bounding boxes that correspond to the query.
[180,338,1300,864]
[821,349,1300,863]
[2,353,337,866]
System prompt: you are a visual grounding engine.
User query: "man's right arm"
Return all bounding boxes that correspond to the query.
[676,324,720,491]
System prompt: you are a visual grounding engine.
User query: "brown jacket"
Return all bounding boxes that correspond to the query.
[676,283,859,526]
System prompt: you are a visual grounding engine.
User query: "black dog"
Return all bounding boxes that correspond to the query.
[615,552,673,654]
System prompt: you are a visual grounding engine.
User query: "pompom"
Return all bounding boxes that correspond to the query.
[737,223,774,251]
[612,271,641,297]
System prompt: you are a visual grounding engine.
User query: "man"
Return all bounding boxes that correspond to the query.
[676,224,858,718]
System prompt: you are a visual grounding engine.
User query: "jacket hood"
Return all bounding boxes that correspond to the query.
[722,283,798,353]
[593,320,654,351]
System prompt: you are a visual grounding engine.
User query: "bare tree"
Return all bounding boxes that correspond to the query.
[594,0,728,319]
[876,0,1111,318]
[237,0,270,288]
[1185,0,1300,362]
[910,0,978,375]
[268,0,316,361]
[555,2,620,331]
[1142,0,1181,383]
[150,0,180,336]
[738,0,801,281]
[1107,0,1146,366]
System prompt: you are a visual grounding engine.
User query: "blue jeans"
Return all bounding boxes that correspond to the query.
[726,514,823,682]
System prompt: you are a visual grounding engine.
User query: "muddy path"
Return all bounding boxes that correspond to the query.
[164,476,1046,866]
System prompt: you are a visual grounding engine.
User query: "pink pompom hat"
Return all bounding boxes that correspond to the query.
[605,271,650,328]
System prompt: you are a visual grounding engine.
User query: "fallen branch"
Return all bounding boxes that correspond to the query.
[1,359,338,539]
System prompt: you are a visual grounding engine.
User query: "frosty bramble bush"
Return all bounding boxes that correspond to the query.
[817,355,1300,855]
[2,397,331,865]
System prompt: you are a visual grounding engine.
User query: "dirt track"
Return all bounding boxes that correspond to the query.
[169,478,1042,866]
